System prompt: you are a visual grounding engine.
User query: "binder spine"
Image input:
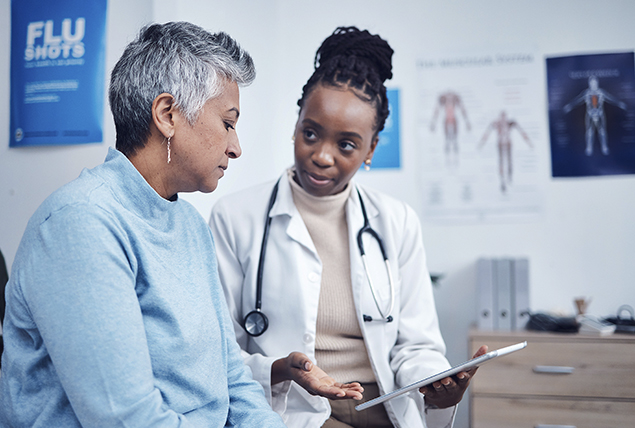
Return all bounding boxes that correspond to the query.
[496,258,512,330]
[476,258,495,330]
[512,258,530,330]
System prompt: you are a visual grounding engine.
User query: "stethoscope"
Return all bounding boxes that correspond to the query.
[243,179,396,337]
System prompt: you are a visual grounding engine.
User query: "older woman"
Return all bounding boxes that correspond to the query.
[0,22,285,428]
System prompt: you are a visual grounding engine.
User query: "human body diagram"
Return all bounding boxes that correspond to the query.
[479,111,532,193]
[430,91,470,166]
[563,75,627,156]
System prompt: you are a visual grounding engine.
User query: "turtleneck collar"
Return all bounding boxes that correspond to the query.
[286,168,352,218]
[95,147,181,220]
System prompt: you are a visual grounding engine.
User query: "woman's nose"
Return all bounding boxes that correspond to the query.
[227,132,242,159]
[312,142,335,166]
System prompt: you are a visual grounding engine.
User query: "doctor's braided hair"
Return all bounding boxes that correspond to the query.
[297,26,394,135]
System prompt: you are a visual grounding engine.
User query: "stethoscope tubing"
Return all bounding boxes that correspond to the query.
[356,188,395,322]
[242,180,280,337]
[245,180,395,336]
[255,180,280,310]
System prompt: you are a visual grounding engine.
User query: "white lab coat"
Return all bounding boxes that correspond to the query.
[209,173,456,428]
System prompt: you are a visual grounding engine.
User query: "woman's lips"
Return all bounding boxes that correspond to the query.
[306,171,332,186]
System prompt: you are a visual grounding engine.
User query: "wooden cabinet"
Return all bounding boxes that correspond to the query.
[469,330,635,428]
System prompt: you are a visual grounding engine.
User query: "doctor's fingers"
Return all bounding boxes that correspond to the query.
[472,345,489,359]
[436,377,459,392]
[464,345,489,376]
[419,383,443,397]
[287,351,313,371]
[318,384,364,401]
[336,381,364,394]
[454,371,473,388]
[422,377,459,396]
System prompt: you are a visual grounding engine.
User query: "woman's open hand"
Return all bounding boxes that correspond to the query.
[272,352,364,400]
[418,345,488,409]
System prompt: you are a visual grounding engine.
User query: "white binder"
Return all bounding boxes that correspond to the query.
[512,258,530,330]
[476,258,495,330]
[496,258,513,330]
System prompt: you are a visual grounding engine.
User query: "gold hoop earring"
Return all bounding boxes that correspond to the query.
[292,135,295,143]
[364,159,371,171]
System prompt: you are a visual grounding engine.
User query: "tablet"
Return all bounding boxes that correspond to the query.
[355,341,527,411]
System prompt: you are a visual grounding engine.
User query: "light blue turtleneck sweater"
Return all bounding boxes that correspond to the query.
[0,148,285,428]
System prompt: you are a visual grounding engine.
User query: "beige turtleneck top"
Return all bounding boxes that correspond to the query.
[288,170,375,384]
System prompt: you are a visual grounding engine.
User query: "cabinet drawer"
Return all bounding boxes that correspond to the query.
[470,336,635,399]
[472,396,635,428]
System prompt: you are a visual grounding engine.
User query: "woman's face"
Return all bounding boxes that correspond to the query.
[293,84,378,197]
[172,80,242,194]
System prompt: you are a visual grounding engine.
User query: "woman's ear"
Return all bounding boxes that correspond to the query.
[152,93,176,138]
[368,135,379,159]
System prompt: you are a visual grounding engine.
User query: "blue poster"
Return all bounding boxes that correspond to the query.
[10,0,108,147]
[369,88,401,169]
[546,52,635,177]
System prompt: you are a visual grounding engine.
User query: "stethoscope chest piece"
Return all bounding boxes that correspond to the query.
[244,309,269,337]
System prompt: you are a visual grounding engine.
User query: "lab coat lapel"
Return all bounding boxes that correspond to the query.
[269,174,317,254]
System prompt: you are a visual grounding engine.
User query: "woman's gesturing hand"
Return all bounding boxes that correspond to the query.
[272,352,364,400]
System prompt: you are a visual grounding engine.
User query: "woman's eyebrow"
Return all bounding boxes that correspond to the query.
[340,131,363,140]
[301,118,322,130]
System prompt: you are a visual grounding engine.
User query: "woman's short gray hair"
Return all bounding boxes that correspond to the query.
[109,21,255,156]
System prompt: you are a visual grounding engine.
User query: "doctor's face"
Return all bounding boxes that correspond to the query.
[293,84,378,197]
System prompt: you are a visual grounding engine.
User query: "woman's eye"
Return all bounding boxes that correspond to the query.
[224,122,235,131]
[339,141,356,151]
[303,129,317,141]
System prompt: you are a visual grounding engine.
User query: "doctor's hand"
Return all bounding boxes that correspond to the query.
[271,352,364,400]
[419,345,488,409]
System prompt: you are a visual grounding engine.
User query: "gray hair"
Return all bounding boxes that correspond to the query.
[109,21,255,156]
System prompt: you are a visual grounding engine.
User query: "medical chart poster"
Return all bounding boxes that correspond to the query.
[10,0,108,147]
[546,52,635,177]
[416,51,547,223]
[370,88,401,169]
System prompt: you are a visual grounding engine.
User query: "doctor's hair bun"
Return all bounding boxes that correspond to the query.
[314,26,394,83]
[298,26,394,135]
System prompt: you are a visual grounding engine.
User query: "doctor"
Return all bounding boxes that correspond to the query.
[210,26,485,428]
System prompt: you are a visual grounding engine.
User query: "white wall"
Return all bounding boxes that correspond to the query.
[2,1,635,426]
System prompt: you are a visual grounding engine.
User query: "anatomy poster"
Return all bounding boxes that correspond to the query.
[546,52,635,177]
[10,0,108,147]
[416,50,547,223]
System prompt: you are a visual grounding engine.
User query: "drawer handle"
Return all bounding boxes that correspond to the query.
[535,425,577,428]
[532,365,575,374]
